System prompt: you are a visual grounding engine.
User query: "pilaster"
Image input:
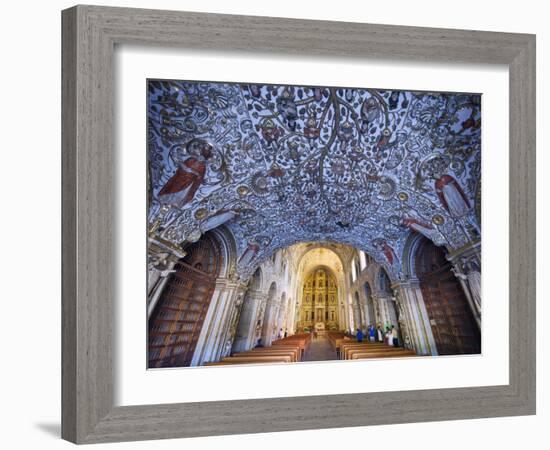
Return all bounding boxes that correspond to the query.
[392,279,438,356]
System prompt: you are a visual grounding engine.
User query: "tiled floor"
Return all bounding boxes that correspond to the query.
[303,335,337,361]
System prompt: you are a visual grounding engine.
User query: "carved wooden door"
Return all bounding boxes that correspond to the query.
[148,234,221,368]
[416,239,481,355]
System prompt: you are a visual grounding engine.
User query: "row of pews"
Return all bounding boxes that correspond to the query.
[204,333,312,366]
[328,331,417,360]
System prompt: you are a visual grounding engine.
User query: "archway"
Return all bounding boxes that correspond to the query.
[415,237,481,355]
[376,268,399,329]
[148,232,222,368]
[364,282,375,327]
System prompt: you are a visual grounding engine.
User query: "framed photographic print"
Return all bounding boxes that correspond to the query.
[62,5,536,444]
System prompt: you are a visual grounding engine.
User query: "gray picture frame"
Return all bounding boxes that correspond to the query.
[61,5,536,444]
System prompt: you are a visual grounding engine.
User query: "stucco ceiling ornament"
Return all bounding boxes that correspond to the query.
[147,80,481,279]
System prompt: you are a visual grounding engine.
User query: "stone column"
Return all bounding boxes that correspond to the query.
[372,294,398,329]
[286,296,298,334]
[351,303,361,334]
[253,294,269,343]
[391,280,438,356]
[146,238,187,318]
[447,242,482,330]
[261,297,282,346]
[232,290,267,352]
[190,277,246,366]
[275,299,287,337]
[358,301,367,331]
[346,299,357,333]
[219,287,247,358]
[270,299,284,343]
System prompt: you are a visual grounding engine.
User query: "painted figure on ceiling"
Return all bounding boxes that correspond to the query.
[313,87,323,102]
[459,108,481,134]
[249,84,261,98]
[360,96,381,133]
[388,91,400,110]
[158,138,213,209]
[304,115,321,142]
[258,118,281,146]
[276,88,298,131]
[374,239,397,266]
[434,174,471,218]
[381,241,397,265]
[376,128,392,151]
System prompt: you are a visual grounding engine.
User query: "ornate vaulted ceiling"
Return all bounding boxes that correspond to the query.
[147,79,481,278]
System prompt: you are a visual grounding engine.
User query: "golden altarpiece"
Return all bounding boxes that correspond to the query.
[298,268,339,331]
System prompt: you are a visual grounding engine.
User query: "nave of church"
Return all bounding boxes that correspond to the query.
[147,234,481,368]
[146,81,482,369]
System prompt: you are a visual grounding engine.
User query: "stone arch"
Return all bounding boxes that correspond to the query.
[364,282,375,326]
[353,291,364,331]
[210,226,238,278]
[401,230,452,280]
[372,266,399,330]
[232,268,263,352]
[377,267,392,293]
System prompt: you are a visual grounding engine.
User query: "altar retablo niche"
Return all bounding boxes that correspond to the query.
[146,80,482,368]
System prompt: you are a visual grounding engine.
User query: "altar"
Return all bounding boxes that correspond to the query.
[314,322,325,331]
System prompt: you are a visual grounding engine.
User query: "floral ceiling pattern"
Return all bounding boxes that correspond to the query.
[147,79,481,278]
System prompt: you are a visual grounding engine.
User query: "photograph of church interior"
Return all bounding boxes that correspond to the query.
[146,79,482,369]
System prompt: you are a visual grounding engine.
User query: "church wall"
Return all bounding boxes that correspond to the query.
[350,256,401,334]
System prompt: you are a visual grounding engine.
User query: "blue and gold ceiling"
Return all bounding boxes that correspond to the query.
[147,79,481,279]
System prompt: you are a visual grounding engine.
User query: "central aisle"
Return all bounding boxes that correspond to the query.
[303,335,337,362]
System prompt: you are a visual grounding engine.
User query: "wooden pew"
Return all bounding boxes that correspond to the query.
[232,349,299,363]
[343,345,399,358]
[271,336,309,359]
[327,332,346,349]
[350,349,417,360]
[340,342,385,359]
[204,354,292,366]
[329,335,352,357]
[246,346,300,361]
[339,341,417,360]
[204,333,313,366]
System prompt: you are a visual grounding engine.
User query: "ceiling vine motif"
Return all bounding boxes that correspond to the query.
[147,79,481,278]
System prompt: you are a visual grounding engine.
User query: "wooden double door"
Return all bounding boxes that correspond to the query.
[148,235,221,368]
[416,238,480,355]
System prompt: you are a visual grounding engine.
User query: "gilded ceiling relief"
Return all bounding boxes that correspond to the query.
[147,80,481,279]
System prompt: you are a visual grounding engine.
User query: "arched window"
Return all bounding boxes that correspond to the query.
[359,251,367,270]
[378,269,391,293]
